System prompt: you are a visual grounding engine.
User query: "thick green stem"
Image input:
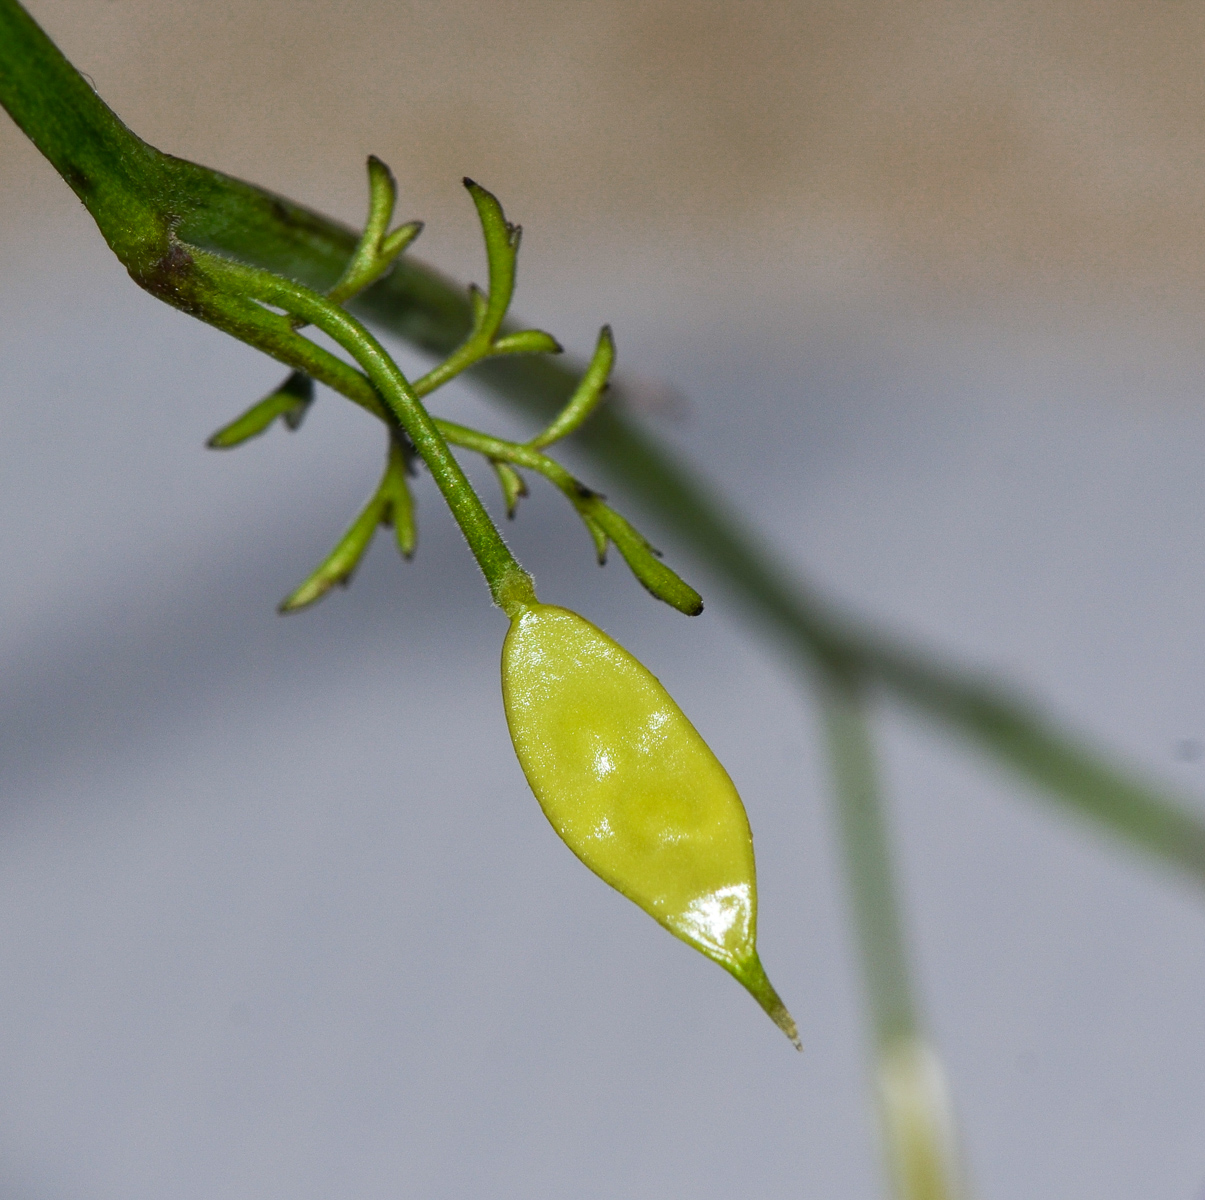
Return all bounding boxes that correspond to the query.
[0,0,161,247]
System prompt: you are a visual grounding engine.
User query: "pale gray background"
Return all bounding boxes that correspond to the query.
[3,3,1205,1198]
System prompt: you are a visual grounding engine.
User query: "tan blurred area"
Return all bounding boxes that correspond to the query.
[4,0,1205,313]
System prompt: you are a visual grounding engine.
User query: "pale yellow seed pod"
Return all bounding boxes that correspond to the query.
[502,602,799,1047]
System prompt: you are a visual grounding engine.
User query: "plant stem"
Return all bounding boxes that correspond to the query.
[197,251,536,615]
[821,671,917,1045]
[0,0,160,248]
[819,667,965,1200]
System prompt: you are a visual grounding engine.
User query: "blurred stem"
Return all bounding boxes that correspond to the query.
[821,669,917,1045]
[820,666,965,1200]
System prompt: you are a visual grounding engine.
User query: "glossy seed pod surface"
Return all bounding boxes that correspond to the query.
[502,602,798,1046]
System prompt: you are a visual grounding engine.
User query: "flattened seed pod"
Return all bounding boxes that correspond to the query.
[502,602,799,1048]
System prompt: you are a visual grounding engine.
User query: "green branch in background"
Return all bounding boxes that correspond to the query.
[821,670,965,1200]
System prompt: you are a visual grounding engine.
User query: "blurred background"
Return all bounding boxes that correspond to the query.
[2,1,1205,1196]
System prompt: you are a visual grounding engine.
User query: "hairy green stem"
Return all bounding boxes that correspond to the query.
[198,251,535,614]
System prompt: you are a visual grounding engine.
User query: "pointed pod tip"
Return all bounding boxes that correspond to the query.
[731,954,801,1051]
[765,996,802,1052]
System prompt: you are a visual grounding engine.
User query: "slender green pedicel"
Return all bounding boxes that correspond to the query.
[502,602,800,1048]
